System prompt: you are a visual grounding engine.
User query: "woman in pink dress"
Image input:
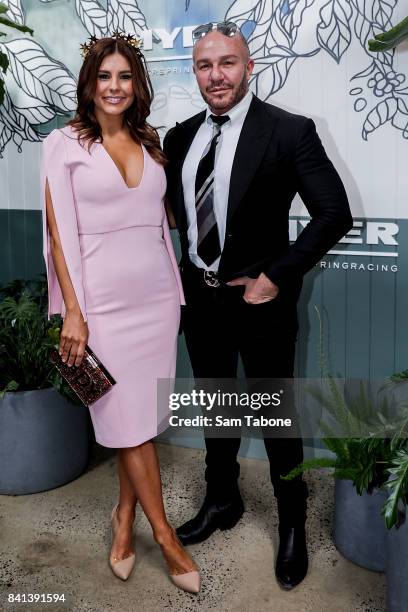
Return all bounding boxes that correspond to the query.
[42,33,200,593]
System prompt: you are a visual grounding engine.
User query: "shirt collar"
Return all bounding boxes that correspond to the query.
[205,90,253,127]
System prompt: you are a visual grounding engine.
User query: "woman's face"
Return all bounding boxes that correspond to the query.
[93,52,135,117]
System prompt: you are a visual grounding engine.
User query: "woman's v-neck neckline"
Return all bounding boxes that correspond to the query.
[100,141,146,191]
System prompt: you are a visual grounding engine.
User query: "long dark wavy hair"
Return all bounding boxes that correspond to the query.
[68,37,166,165]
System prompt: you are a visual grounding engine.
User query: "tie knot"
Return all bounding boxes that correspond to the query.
[210,114,230,128]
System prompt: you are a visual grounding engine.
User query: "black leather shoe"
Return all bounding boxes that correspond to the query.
[176,493,244,545]
[275,523,308,590]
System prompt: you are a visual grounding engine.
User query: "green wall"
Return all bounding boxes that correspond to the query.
[1,210,406,382]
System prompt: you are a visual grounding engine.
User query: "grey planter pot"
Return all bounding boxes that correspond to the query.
[334,479,387,571]
[0,388,90,494]
[386,511,408,612]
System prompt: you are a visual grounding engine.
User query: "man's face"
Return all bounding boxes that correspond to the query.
[193,31,254,115]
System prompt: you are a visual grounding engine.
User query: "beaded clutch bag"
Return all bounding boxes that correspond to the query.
[50,345,116,406]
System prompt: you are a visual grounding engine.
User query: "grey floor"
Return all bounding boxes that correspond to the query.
[0,443,385,612]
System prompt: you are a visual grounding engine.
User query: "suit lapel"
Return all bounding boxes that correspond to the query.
[171,98,277,232]
[226,96,278,227]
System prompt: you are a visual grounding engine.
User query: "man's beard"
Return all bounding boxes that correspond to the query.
[202,73,248,112]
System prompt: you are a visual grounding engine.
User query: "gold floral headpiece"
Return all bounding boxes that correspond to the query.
[80,31,143,59]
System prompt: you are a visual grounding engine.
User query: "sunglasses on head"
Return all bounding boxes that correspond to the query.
[192,21,239,44]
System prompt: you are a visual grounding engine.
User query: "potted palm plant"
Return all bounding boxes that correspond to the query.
[282,374,408,571]
[384,449,408,612]
[0,278,90,494]
[282,373,408,599]
[284,309,408,572]
[381,373,408,612]
[368,22,408,609]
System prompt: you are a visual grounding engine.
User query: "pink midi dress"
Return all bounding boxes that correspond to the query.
[41,126,185,448]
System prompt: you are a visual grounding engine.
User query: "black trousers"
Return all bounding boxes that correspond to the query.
[181,262,308,512]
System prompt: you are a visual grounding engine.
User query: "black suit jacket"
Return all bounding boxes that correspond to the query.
[163,95,353,302]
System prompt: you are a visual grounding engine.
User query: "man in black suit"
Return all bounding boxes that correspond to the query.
[163,21,353,589]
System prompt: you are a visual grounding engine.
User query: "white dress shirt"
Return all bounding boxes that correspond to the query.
[182,90,253,271]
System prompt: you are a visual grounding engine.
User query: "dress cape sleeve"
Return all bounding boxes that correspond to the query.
[162,209,186,306]
[41,129,87,322]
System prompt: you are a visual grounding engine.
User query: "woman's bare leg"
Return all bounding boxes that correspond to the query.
[110,455,138,560]
[118,441,197,574]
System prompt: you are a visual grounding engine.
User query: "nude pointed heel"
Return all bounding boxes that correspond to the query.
[164,528,201,594]
[109,553,136,581]
[170,570,201,594]
[109,503,136,581]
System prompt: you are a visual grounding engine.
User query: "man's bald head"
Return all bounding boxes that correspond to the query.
[192,29,250,63]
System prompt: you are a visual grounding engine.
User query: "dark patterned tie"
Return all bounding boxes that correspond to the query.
[195,114,230,266]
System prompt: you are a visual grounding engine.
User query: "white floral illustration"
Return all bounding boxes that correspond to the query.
[75,0,108,37]
[225,0,408,140]
[0,0,157,156]
[0,0,407,157]
[4,0,24,25]
[169,85,205,109]
[0,0,77,156]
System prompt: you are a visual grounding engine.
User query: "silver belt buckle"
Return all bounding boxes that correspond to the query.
[203,270,221,287]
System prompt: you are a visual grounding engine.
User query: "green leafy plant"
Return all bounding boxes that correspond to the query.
[281,379,408,528]
[0,2,33,104]
[0,277,80,404]
[390,368,408,383]
[280,306,408,529]
[382,448,408,529]
[368,16,408,52]
[365,17,408,526]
